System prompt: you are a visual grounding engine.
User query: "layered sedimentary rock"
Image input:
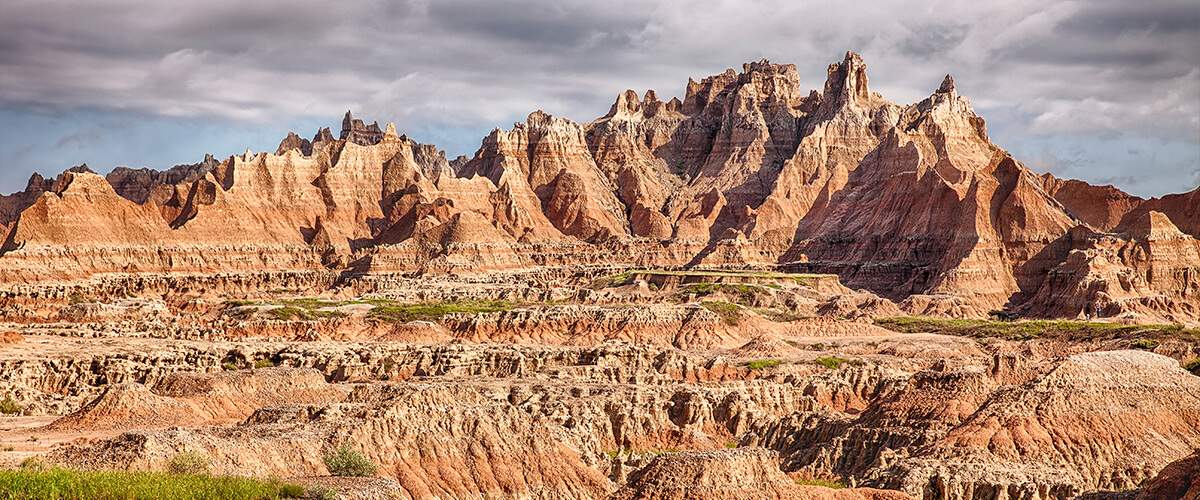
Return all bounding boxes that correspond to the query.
[1,51,1195,323]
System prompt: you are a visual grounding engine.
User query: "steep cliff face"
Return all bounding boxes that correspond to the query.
[1039,174,1143,232]
[785,75,1075,310]
[0,51,1194,323]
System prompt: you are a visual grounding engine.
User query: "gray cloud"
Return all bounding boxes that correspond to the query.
[0,0,1196,196]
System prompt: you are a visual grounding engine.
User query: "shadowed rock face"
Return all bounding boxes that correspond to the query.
[0,51,1196,323]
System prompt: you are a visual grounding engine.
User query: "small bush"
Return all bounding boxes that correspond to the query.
[19,457,45,471]
[0,396,21,415]
[253,358,276,369]
[815,356,850,370]
[745,359,783,370]
[1184,357,1200,376]
[278,484,305,497]
[222,362,239,371]
[167,451,211,475]
[1131,338,1159,350]
[323,444,377,477]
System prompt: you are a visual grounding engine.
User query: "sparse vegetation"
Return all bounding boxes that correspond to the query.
[222,362,240,371]
[253,358,276,369]
[0,467,308,499]
[875,316,1200,342]
[167,451,211,475]
[0,396,21,415]
[364,299,516,324]
[814,356,851,370]
[603,447,680,459]
[1184,357,1200,376]
[266,306,346,321]
[593,269,833,290]
[793,476,847,489]
[725,441,739,449]
[1131,338,1160,350]
[744,359,784,370]
[322,444,377,477]
[754,307,808,323]
[701,300,741,325]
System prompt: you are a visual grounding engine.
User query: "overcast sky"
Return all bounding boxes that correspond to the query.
[1,0,1197,197]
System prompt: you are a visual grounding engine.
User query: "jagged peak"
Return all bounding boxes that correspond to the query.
[605,89,642,118]
[384,122,399,140]
[822,50,870,107]
[938,74,956,94]
[312,127,335,144]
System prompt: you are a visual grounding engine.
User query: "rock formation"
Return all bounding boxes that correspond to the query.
[0,50,1195,326]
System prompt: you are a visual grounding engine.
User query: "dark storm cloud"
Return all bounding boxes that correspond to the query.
[0,0,1197,197]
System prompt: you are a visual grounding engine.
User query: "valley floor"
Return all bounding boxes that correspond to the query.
[0,269,1197,499]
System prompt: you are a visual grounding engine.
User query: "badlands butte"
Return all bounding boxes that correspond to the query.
[0,51,1198,499]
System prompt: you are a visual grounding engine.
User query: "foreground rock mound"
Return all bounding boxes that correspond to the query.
[613,449,912,500]
[883,350,1200,498]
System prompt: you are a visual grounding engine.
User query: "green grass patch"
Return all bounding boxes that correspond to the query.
[253,359,276,369]
[1131,338,1160,350]
[364,299,516,323]
[814,356,851,370]
[874,316,1200,342]
[0,396,21,415]
[0,467,307,499]
[744,359,784,370]
[701,301,741,325]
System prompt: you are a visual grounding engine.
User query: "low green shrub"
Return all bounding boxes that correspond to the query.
[0,396,21,415]
[744,359,783,370]
[167,451,211,475]
[323,444,377,477]
[814,356,850,370]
